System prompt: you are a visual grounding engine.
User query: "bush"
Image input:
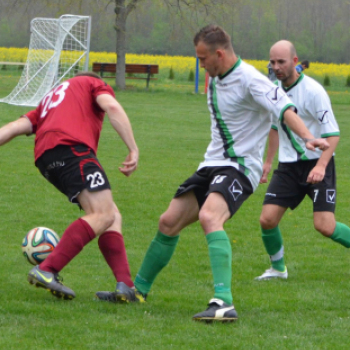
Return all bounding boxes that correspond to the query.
[169,67,174,80]
[346,74,350,87]
[1,64,7,70]
[323,74,330,86]
[188,69,194,82]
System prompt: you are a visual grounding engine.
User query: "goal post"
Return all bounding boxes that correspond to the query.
[0,14,91,107]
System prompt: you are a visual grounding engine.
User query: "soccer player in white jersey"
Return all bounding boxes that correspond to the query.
[97,25,328,322]
[256,40,350,281]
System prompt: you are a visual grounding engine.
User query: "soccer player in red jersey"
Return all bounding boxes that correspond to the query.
[0,72,141,300]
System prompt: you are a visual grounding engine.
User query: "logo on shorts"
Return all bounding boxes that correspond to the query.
[211,175,227,184]
[47,161,65,170]
[229,179,243,201]
[326,189,336,203]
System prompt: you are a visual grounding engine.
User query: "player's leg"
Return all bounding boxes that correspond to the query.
[192,192,238,322]
[96,202,134,290]
[39,145,115,269]
[38,189,113,274]
[199,192,232,303]
[313,211,336,237]
[314,211,350,248]
[27,217,97,300]
[94,200,142,302]
[329,220,350,248]
[81,193,136,292]
[134,191,199,298]
[311,157,350,248]
[29,146,112,299]
[256,163,303,280]
[78,188,118,234]
[193,167,252,322]
[255,204,288,280]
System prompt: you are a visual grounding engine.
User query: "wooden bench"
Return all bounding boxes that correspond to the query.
[0,61,25,69]
[92,63,159,88]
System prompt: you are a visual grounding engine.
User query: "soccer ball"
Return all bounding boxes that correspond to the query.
[21,227,60,265]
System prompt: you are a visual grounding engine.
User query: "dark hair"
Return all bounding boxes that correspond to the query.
[193,24,232,51]
[301,60,310,68]
[74,71,103,80]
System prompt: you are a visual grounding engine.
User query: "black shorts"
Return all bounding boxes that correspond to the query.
[36,145,111,204]
[174,166,253,217]
[263,157,336,212]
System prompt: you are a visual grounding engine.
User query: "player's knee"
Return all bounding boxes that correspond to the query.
[259,213,277,230]
[314,221,334,237]
[198,208,216,231]
[159,211,177,235]
[111,209,122,227]
[101,207,118,229]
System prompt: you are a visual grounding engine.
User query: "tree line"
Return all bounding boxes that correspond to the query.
[0,0,349,63]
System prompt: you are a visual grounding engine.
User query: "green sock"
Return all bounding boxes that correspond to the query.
[134,230,179,295]
[330,222,350,248]
[261,226,286,272]
[206,230,232,305]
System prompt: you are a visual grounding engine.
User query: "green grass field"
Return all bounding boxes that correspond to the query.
[1,73,350,350]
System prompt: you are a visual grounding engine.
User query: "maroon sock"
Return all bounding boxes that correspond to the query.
[98,230,134,288]
[40,218,96,274]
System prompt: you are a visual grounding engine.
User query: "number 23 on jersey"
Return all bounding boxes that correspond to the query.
[40,82,70,118]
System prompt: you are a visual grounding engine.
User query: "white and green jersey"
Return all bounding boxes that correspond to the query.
[198,58,295,191]
[272,73,340,162]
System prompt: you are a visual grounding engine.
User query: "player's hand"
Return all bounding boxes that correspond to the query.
[305,138,329,151]
[306,165,325,184]
[119,150,139,177]
[260,162,272,184]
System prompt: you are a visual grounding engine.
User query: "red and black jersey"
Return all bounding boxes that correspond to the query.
[24,75,115,161]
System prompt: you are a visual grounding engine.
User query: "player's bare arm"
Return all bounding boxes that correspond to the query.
[0,117,32,146]
[307,136,339,184]
[282,108,329,151]
[260,128,279,184]
[96,94,139,176]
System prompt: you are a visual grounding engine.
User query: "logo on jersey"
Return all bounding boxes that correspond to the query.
[229,179,243,201]
[317,110,329,124]
[217,81,235,87]
[266,87,283,105]
[326,189,336,203]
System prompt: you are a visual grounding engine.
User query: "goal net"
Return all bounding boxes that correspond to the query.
[0,14,91,107]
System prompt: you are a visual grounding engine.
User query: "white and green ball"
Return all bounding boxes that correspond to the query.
[21,227,60,265]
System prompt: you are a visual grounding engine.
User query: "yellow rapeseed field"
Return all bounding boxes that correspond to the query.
[0,47,349,78]
[0,47,28,63]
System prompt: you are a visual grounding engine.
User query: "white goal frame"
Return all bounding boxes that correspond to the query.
[0,14,91,107]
